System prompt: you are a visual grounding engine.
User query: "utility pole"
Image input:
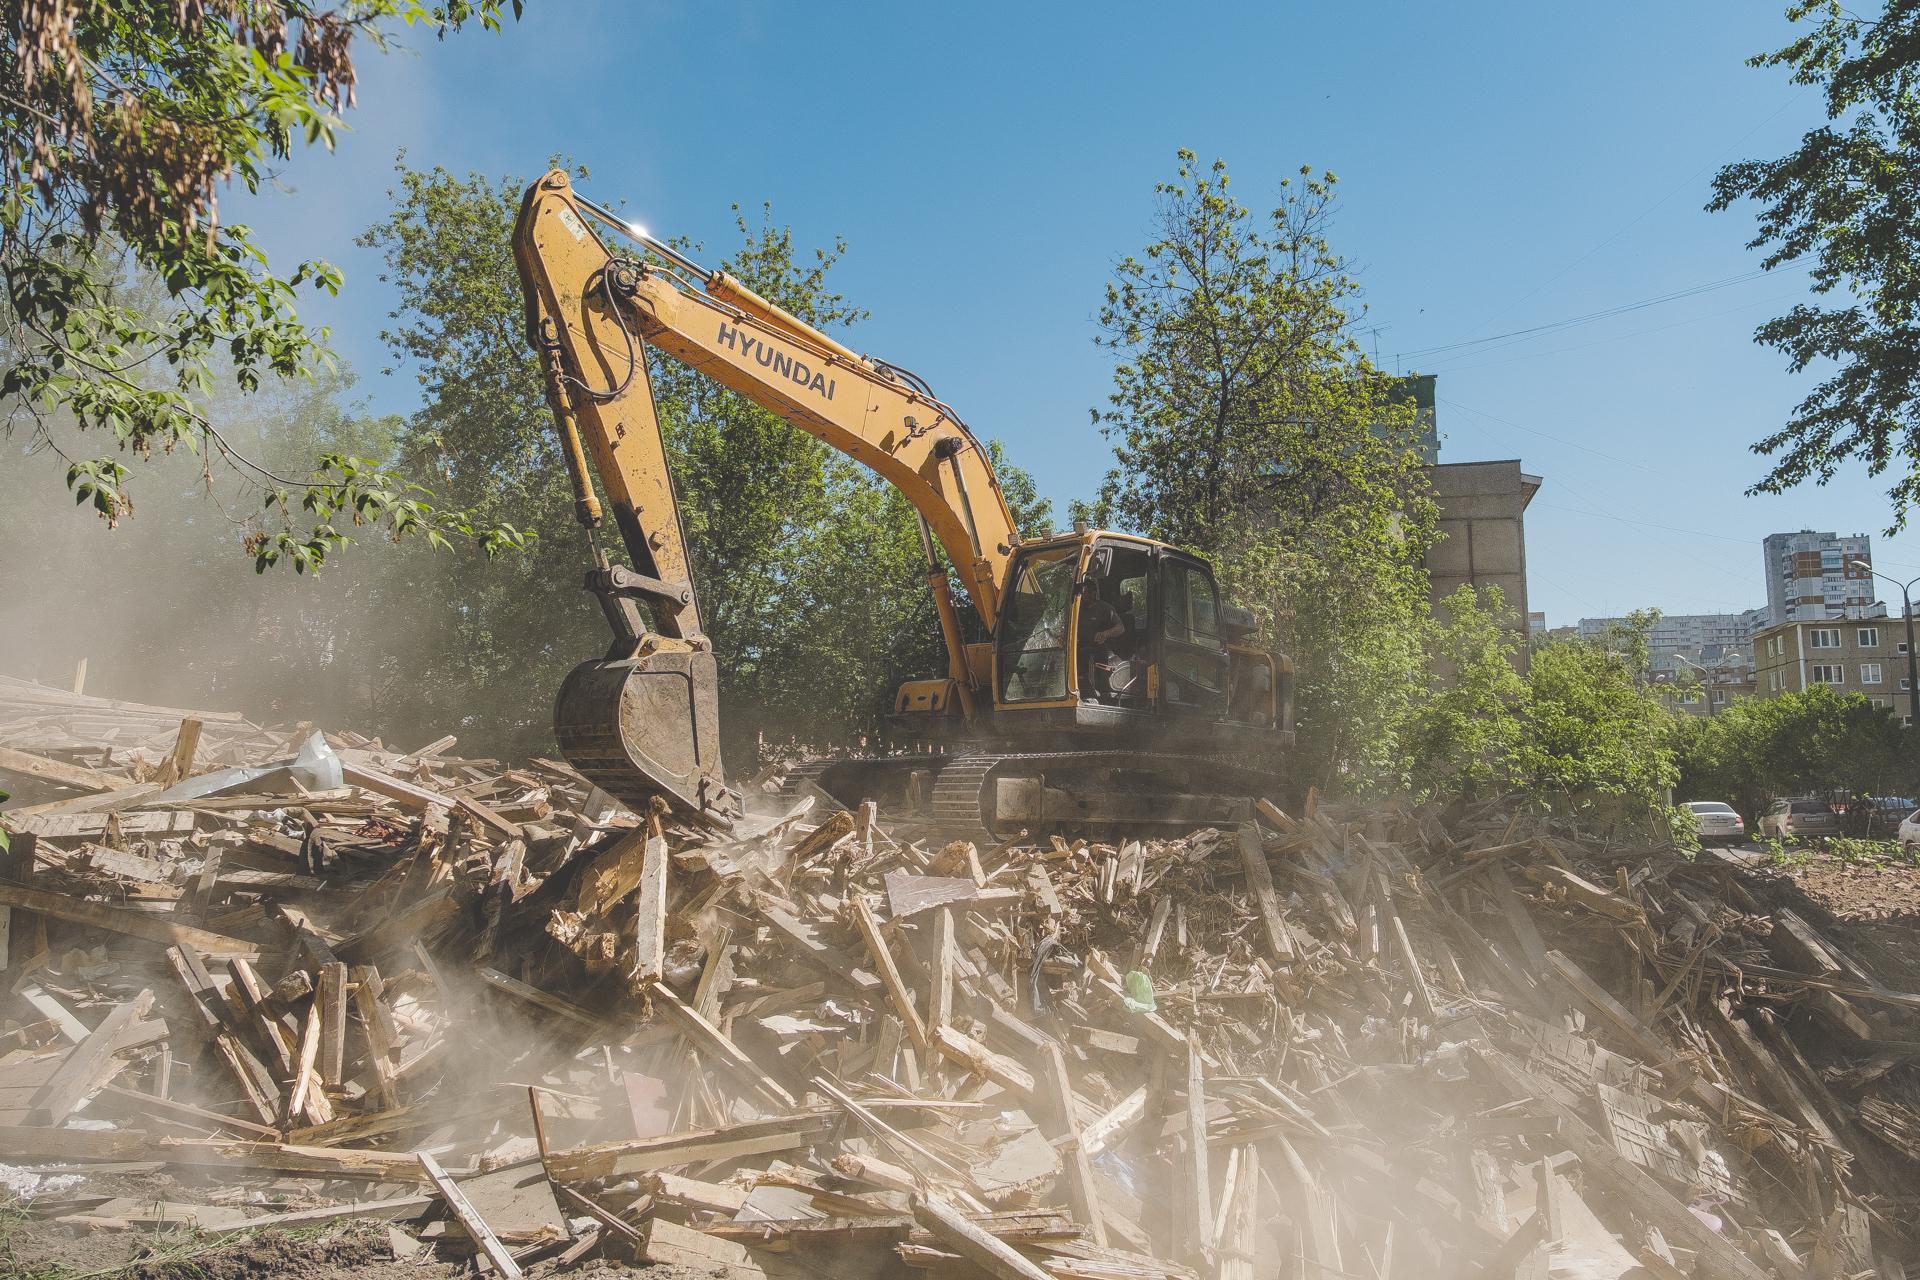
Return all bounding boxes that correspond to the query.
[1850,561,1920,727]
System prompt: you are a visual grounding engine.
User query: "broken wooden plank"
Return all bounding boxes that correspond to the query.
[648,979,795,1111]
[0,744,137,794]
[545,1111,838,1182]
[911,1192,1055,1280]
[28,989,155,1125]
[633,835,670,987]
[1236,822,1294,963]
[476,966,602,1032]
[0,882,257,957]
[317,960,347,1087]
[155,718,203,788]
[419,1150,522,1278]
[852,895,928,1050]
[1034,1041,1106,1247]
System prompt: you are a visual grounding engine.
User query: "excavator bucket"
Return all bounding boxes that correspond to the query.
[553,649,736,822]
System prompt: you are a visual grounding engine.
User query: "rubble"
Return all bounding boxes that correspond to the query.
[2,674,1919,1280]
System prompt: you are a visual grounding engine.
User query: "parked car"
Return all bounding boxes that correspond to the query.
[1901,808,1920,851]
[1846,795,1916,838]
[1683,801,1745,845]
[1757,798,1842,841]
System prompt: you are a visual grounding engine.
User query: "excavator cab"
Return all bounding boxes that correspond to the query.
[978,532,1289,744]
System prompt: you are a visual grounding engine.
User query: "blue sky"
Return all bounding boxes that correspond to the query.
[238,1,1915,628]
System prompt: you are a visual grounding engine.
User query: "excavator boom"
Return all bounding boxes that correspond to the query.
[513,169,1023,820]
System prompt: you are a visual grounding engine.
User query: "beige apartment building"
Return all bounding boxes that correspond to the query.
[1752,618,1911,723]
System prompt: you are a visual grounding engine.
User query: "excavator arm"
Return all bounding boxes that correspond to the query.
[512,169,1022,819]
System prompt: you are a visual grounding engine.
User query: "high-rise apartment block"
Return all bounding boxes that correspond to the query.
[1762,530,1874,622]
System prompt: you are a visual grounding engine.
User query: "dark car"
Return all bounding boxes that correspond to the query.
[1758,798,1842,841]
[1846,795,1917,838]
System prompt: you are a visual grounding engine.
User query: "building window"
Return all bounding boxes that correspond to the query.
[1862,663,1884,684]
[1859,627,1880,647]
[1901,642,1911,655]
[1809,628,1841,649]
[1810,664,1845,685]
[1769,672,1779,691]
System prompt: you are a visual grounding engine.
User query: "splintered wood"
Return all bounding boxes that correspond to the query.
[4,674,1920,1280]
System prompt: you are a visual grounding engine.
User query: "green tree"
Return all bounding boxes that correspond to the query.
[355,161,1051,761]
[1709,1,1920,524]
[1401,595,1680,818]
[1402,586,1530,800]
[1517,617,1680,814]
[1089,151,1438,789]
[1677,684,1909,819]
[1,0,530,563]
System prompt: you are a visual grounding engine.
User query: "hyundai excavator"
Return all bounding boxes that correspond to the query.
[512,169,1293,833]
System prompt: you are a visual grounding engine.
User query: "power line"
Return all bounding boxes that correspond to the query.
[1398,260,1805,363]
[1439,397,1659,473]
[1449,86,1812,343]
[1423,285,1808,376]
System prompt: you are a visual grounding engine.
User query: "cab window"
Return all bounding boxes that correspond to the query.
[997,547,1079,703]
[1161,560,1221,646]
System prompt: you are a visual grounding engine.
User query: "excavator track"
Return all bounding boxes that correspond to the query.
[773,749,1280,835]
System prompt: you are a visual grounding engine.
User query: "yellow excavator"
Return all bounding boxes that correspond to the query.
[512,169,1293,832]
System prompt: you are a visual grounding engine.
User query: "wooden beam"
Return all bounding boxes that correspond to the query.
[1182,1035,1214,1269]
[851,895,927,1050]
[1236,823,1294,963]
[931,906,957,1033]
[545,1111,837,1182]
[285,1001,325,1124]
[156,718,203,788]
[476,966,603,1032]
[1079,1084,1151,1159]
[29,989,155,1124]
[418,1151,523,1278]
[0,744,136,794]
[317,961,347,1087]
[632,835,669,987]
[910,1193,1055,1280]
[341,761,522,841]
[353,965,401,1110]
[1034,1042,1106,1247]
[0,882,256,957]
[648,980,794,1111]
[757,903,881,993]
[932,1024,1035,1099]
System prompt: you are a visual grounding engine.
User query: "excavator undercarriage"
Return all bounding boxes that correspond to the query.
[776,748,1289,836]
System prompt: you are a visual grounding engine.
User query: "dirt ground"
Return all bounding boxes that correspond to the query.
[4,1212,732,1280]
[1742,849,1920,989]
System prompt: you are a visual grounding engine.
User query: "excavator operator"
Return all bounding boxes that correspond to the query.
[1079,576,1137,705]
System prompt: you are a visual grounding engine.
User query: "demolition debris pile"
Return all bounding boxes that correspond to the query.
[2,673,1919,1280]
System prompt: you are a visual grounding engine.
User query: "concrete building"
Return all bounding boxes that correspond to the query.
[1752,617,1912,723]
[1577,611,1757,656]
[1527,611,1547,639]
[1424,458,1542,654]
[1762,530,1874,623]
[1650,651,1758,716]
[1390,373,1441,465]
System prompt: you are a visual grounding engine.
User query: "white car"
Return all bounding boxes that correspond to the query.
[1684,801,1746,845]
[1900,808,1920,851]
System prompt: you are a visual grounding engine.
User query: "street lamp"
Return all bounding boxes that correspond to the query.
[1849,560,1920,727]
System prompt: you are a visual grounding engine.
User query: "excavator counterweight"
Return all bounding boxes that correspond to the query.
[512,169,1293,832]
